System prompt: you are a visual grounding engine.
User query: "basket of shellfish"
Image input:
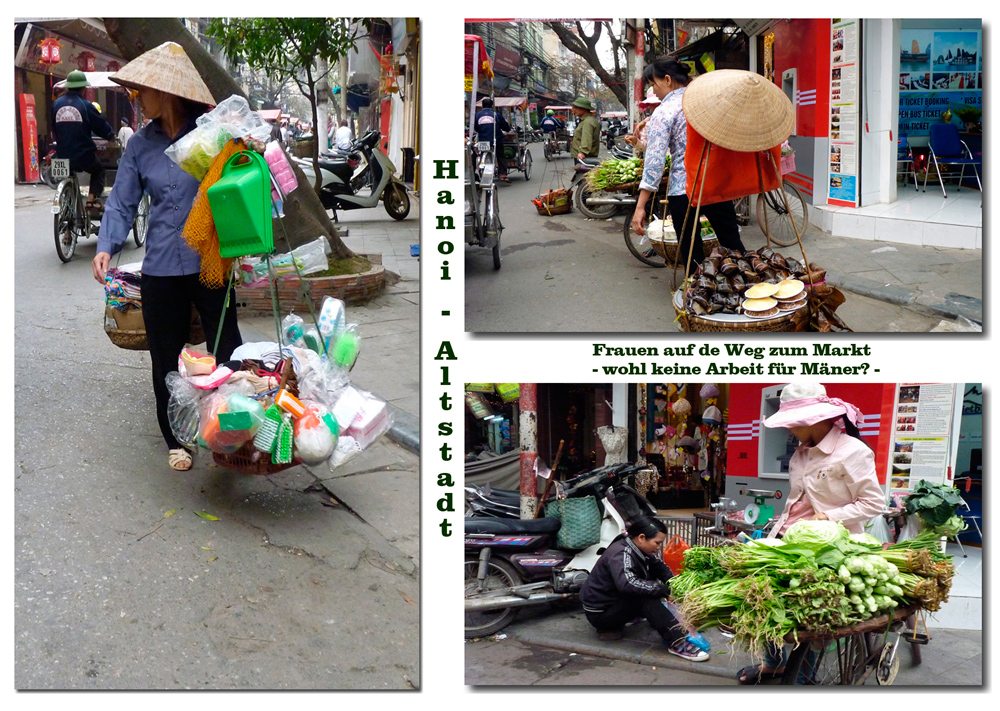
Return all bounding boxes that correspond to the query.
[672,245,824,332]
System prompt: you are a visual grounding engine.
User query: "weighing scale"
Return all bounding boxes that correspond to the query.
[739,487,783,528]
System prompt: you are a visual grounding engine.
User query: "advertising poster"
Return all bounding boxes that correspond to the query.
[888,383,957,491]
[828,19,861,206]
[898,28,982,136]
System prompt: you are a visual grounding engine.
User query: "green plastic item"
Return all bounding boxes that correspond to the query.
[273,414,294,464]
[207,150,274,258]
[218,410,253,432]
[253,404,283,452]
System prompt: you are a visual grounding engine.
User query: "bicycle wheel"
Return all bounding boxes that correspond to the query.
[781,633,871,685]
[53,181,78,263]
[485,189,503,270]
[622,202,666,268]
[574,183,619,220]
[756,180,809,247]
[132,193,150,247]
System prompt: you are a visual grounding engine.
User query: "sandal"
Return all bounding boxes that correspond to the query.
[736,664,784,685]
[168,448,193,471]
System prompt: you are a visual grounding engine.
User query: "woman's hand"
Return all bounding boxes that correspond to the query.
[631,208,646,236]
[92,252,111,284]
[624,134,638,146]
[812,512,830,521]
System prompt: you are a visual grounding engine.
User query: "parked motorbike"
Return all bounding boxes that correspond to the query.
[464,462,657,638]
[291,129,410,221]
[570,157,637,220]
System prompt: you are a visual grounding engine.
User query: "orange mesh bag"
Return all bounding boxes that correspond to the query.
[182,138,247,287]
[662,534,691,575]
[684,126,782,205]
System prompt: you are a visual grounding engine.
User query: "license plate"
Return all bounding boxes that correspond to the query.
[476,141,491,153]
[51,159,71,180]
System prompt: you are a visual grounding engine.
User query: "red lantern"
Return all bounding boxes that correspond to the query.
[39,38,61,65]
[78,51,96,72]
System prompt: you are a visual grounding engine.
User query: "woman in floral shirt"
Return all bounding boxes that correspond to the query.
[631,57,744,271]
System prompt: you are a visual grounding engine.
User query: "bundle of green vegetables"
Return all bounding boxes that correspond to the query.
[668,519,955,656]
[585,156,663,190]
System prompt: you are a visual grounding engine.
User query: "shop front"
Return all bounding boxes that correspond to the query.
[743,18,982,249]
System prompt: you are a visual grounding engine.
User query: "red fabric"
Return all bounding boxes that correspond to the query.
[685,126,782,204]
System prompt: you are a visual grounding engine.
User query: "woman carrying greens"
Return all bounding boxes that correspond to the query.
[737,383,884,684]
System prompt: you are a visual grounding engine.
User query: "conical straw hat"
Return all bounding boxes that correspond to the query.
[682,70,794,152]
[111,41,216,105]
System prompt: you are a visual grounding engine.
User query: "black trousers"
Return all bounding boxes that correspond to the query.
[667,194,746,271]
[585,596,685,646]
[140,274,242,450]
[72,153,106,200]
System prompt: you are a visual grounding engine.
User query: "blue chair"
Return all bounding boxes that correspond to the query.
[897,136,918,192]
[924,122,982,198]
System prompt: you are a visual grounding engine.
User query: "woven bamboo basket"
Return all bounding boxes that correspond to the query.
[104,305,207,351]
[651,237,719,263]
[212,442,300,476]
[533,189,572,216]
[671,288,804,333]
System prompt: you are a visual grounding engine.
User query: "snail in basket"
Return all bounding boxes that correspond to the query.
[683,246,813,316]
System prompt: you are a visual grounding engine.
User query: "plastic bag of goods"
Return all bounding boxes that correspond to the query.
[269,237,330,278]
[331,386,393,450]
[198,391,262,453]
[166,371,205,447]
[164,95,272,180]
[293,401,339,464]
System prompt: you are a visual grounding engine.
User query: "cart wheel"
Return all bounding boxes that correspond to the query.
[544,144,552,161]
[522,151,532,181]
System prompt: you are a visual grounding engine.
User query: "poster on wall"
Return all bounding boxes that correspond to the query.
[828,19,861,207]
[898,28,982,136]
[888,383,957,492]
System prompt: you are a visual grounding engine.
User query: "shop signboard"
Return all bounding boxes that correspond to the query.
[887,383,959,493]
[19,94,40,183]
[827,19,861,207]
[495,383,520,402]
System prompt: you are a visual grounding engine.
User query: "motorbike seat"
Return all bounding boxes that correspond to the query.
[317,157,356,181]
[465,517,561,535]
[479,487,520,501]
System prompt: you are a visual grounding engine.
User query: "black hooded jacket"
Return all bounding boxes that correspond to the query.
[579,536,673,612]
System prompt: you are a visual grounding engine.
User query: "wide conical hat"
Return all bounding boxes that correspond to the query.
[111,41,215,105]
[682,70,794,152]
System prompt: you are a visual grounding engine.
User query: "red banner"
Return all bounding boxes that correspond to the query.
[19,94,40,182]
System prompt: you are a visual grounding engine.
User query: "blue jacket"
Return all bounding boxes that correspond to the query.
[540,115,564,133]
[474,108,511,144]
[52,90,114,166]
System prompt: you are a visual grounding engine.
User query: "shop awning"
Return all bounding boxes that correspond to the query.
[258,109,281,121]
[476,96,528,109]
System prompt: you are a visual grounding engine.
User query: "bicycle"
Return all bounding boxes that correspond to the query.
[780,605,924,685]
[51,158,149,263]
[734,179,809,248]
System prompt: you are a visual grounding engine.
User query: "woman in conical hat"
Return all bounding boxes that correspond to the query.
[91,41,242,472]
[737,382,883,684]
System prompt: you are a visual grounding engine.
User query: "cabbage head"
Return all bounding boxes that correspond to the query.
[782,519,850,547]
[849,532,882,547]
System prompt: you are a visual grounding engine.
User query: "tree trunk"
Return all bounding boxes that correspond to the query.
[103,17,356,260]
[546,21,629,108]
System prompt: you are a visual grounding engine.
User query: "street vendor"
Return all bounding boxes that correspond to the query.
[91,41,242,472]
[737,382,884,684]
[580,516,709,663]
[625,88,661,156]
[569,97,600,160]
[631,57,745,272]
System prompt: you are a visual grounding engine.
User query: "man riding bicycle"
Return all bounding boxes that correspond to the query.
[52,70,115,212]
[539,109,564,134]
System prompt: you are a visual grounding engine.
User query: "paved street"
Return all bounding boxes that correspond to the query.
[14,185,419,689]
[466,605,983,686]
[465,148,980,333]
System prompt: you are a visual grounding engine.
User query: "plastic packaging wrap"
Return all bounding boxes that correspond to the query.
[293,401,338,464]
[199,391,253,453]
[165,95,273,180]
[281,314,306,348]
[329,325,361,370]
[333,387,392,449]
[268,237,330,277]
[166,371,205,447]
[264,140,298,198]
[317,296,347,342]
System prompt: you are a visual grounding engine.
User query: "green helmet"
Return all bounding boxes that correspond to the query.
[546,109,554,115]
[64,70,89,89]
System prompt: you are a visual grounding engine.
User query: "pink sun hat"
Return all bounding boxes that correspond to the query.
[762,383,863,429]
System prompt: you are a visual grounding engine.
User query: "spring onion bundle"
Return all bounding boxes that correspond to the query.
[585,157,665,190]
[669,520,956,658]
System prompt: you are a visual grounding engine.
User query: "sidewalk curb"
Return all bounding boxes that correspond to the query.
[387,405,420,454]
[826,272,983,324]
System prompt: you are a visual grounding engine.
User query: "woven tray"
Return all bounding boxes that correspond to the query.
[533,189,572,216]
[671,288,803,333]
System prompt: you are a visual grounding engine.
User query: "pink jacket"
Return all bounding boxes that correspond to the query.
[773,427,885,535]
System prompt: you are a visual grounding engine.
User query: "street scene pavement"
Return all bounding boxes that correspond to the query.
[14,184,419,689]
[466,606,983,686]
[465,149,982,334]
